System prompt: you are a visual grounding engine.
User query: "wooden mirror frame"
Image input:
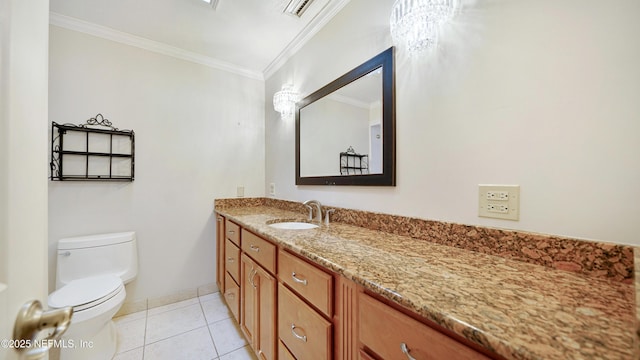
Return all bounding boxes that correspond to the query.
[295,47,395,186]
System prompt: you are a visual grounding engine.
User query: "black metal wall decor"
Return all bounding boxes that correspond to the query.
[50,114,135,181]
[340,146,369,175]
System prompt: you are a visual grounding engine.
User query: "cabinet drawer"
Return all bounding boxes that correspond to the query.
[225,239,240,283]
[279,250,333,317]
[278,284,331,360]
[241,229,276,274]
[359,293,490,360]
[278,340,296,360]
[223,272,239,322]
[358,349,376,360]
[226,220,240,246]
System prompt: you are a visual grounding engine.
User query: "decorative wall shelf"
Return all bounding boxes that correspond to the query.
[340,146,369,175]
[50,114,135,181]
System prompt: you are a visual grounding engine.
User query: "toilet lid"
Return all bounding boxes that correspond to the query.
[48,274,123,310]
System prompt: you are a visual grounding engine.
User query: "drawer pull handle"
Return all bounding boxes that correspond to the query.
[228,230,235,234]
[291,323,307,343]
[225,292,235,299]
[249,245,260,252]
[217,218,222,222]
[291,272,308,286]
[400,343,417,360]
[227,257,235,263]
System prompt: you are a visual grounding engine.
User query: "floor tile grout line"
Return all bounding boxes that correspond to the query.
[114,292,245,359]
[141,310,147,359]
[199,295,221,359]
[199,294,251,358]
[144,323,212,347]
[146,299,201,318]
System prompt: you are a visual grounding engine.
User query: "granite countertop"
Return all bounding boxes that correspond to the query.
[216,205,637,360]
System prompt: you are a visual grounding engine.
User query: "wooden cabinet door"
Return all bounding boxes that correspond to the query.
[242,253,277,360]
[241,254,256,346]
[256,266,276,360]
[216,215,225,291]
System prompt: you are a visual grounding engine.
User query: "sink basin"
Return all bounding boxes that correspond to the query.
[268,222,319,230]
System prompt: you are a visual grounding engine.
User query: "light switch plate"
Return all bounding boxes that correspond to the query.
[479,185,520,220]
[236,186,244,198]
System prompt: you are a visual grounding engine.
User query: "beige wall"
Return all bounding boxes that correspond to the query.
[265,0,640,245]
[48,26,266,301]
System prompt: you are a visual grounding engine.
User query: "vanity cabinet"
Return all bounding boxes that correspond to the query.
[214,212,498,360]
[241,253,277,360]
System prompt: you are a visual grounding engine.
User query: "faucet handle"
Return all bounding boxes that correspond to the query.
[324,209,335,225]
[303,204,313,221]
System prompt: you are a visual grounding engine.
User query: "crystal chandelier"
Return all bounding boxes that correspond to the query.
[273,84,299,119]
[390,0,458,55]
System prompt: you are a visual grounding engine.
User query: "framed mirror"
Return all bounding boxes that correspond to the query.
[296,47,395,186]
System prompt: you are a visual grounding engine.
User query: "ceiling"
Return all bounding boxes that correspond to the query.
[49,0,351,79]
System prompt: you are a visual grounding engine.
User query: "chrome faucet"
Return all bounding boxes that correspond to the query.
[303,200,323,223]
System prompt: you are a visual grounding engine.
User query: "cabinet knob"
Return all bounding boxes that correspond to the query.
[291,323,307,343]
[291,272,308,286]
[400,343,417,360]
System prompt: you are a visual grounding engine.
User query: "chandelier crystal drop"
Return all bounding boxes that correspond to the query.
[273,84,299,118]
[390,0,458,55]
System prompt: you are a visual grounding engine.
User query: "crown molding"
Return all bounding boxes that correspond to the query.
[49,12,264,81]
[263,0,351,80]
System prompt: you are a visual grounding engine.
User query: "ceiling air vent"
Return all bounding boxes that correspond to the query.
[284,0,315,17]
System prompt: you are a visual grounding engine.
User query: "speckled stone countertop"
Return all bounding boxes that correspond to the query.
[215,203,637,360]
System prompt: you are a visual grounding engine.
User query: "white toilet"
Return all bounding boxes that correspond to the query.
[48,232,138,360]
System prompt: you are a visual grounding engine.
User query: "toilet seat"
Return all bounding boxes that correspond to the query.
[49,274,124,311]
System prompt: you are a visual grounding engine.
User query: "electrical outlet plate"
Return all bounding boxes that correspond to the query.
[479,185,520,220]
[269,183,276,197]
[236,186,244,198]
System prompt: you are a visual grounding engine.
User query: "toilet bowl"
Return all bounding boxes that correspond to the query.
[48,275,126,360]
[48,232,138,360]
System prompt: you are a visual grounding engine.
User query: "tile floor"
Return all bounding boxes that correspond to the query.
[112,292,257,360]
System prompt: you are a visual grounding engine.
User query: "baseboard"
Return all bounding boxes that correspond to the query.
[115,282,219,317]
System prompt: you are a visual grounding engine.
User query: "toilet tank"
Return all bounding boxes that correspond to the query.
[55,232,138,289]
